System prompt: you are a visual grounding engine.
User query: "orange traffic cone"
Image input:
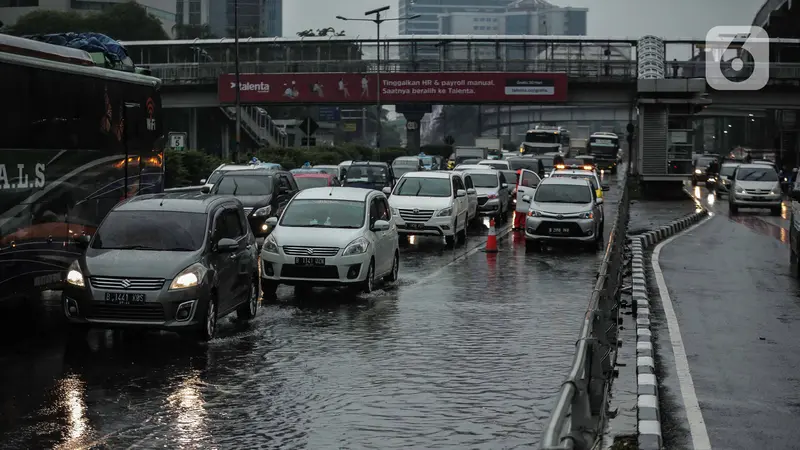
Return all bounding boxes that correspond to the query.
[485,218,498,253]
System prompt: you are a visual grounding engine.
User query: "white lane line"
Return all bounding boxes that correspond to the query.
[415,224,513,285]
[652,216,713,450]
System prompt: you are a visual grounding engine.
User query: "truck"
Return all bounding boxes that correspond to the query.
[587,132,620,173]
[453,147,488,165]
[475,137,502,152]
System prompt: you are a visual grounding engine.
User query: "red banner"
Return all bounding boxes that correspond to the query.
[218,72,567,104]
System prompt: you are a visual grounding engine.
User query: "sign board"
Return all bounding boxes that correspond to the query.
[299,117,319,135]
[168,132,187,150]
[343,122,357,132]
[406,121,419,131]
[318,106,341,122]
[218,72,568,104]
[301,137,317,146]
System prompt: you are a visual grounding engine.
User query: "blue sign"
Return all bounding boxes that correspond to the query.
[319,107,341,122]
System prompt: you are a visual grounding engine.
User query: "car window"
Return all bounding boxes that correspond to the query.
[735,167,778,181]
[720,165,737,177]
[381,198,391,219]
[394,177,451,197]
[520,171,540,187]
[470,173,499,188]
[278,174,292,191]
[215,208,244,240]
[534,184,593,204]
[280,199,365,229]
[91,211,207,251]
[454,176,465,191]
[374,197,389,221]
[463,175,474,189]
[501,170,518,186]
[214,175,273,195]
[295,176,331,190]
[498,172,507,185]
[333,177,341,186]
[479,162,507,170]
[369,198,380,224]
[206,170,223,185]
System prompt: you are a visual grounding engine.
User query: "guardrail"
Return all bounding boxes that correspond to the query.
[539,176,630,450]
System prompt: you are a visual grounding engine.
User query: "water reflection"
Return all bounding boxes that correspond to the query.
[166,373,211,448]
[693,186,702,199]
[54,376,91,449]
[782,202,789,220]
[781,227,788,244]
[707,193,715,206]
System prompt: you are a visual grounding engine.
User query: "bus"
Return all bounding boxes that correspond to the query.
[519,126,571,157]
[587,132,620,173]
[0,34,165,305]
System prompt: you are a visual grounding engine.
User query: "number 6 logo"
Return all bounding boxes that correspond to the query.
[705,26,770,91]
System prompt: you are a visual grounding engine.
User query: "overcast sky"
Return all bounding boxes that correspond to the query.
[284,0,763,39]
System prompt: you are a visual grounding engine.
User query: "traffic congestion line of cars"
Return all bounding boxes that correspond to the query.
[62,153,611,341]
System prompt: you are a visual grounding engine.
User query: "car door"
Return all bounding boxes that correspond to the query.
[368,197,388,273]
[381,196,398,255]
[453,175,468,225]
[450,176,466,229]
[374,197,393,274]
[463,174,478,219]
[210,208,240,312]
[516,169,541,213]
[276,174,294,215]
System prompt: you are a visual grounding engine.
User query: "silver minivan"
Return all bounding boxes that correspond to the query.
[728,163,782,216]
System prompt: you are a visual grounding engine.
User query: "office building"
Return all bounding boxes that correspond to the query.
[0,0,176,36]
[176,0,281,38]
[398,0,510,36]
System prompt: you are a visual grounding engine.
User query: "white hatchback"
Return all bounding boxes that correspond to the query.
[260,187,399,298]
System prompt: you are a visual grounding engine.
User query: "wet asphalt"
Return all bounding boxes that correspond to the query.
[653,184,800,450]
[0,174,622,450]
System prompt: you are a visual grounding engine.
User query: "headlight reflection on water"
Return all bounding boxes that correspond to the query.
[166,374,211,447]
[53,376,91,449]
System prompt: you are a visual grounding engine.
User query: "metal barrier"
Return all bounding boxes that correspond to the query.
[539,176,630,450]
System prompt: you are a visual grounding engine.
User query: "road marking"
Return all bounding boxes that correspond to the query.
[415,223,513,285]
[652,216,713,450]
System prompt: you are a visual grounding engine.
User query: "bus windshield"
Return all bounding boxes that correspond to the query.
[525,132,560,144]
[589,137,619,148]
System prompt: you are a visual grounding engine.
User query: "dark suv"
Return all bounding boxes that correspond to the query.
[342,161,396,192]
[62,193,260,341]
[204,168,299,240]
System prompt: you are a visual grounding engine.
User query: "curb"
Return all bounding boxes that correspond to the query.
[629,208,708,450]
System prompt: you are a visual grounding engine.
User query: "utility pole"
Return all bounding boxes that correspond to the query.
[233,0,241,163]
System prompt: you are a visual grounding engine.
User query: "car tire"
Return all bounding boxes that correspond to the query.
[237,276,259,321]
[198,293,218,342]
[385,251,399,282]
[457,219,467,244]
[362,259,375,293]
[399,235,410,247]
[729,204,738,215]
[261,279,278,303]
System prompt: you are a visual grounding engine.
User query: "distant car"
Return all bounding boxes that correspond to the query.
[506,157,545,178]
[692,156,717,186]
[459,168,512,222]
[523,177,603,251]
[728,163,782,215]
[294,172,340,189]
[63,193,260,341]
[388,171,471,246]
[313,164,341,179]
[714,162,739,196]
[260,187,400,297]
[205,168,299,239]
[477,159,511,170]
[201,164,257,191]
[342,161,396,192]
[392,156,424,180]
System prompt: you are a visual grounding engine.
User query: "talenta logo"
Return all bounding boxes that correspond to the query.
[230,81,270,93]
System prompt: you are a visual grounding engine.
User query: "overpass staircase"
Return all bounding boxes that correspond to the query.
[220,106,288,148]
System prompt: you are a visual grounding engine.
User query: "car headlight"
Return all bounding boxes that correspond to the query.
[771,187,781,195]
[169,262,207,290]
[66,260,84,288]
[695,169,702,174]
[253,205,272,217]
[262,234,279,253]
[390,207,399,217]
[722,179,730,185]
[580,211,594,219]
[343,236,369,256]
[436,206,453,217]
[735,186,746,193]
[527,209,542,217]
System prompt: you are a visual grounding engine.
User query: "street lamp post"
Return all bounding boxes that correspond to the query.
[337,7,419,157]
[233,0,241,163]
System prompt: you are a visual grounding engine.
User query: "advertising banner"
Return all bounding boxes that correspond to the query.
[218,72,567,104]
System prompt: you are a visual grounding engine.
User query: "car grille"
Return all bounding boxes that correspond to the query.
[86,303,165,321]
[399,209,434,222]
[280,265,339,279]
[90,277,165,290]
[538,211,583,219]
[745,189,771,194]
[533,221,584,237]
[282,246,340,256]
[477,197,488,206]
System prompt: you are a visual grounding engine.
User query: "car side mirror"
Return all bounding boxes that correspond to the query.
[467,188,476,195]
[74,234,91,249]
[200,178,207,184]
[382,187,392,195]
[501,183,508,189]
[456,189,466,197]
[215,237,239,253]
[522,195,532,203]
[200,186,211,194]
[372,219,390,231]
[596,198,604,205]
[265,216,278,227]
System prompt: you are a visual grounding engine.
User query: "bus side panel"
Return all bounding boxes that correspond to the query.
[0,61,164,301]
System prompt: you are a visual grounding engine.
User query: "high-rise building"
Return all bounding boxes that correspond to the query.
[398,0,511,35]
[177,0,281,38]
[0,0,176,36]
[438,0,587,36]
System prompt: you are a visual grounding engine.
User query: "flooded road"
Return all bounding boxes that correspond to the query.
[0,178,622,450]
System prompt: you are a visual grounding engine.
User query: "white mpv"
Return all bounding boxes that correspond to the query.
[260,187,400,298]
[387,171,471,246]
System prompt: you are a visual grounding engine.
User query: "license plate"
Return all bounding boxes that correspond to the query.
[104,292,146,304]
[406,223,425,230]
[295,257,325,266]
[549,227,570,235]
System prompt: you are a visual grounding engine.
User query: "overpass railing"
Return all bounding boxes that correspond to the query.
[539,175,629,450]
[664,61,800,80]
[144,59,638,85]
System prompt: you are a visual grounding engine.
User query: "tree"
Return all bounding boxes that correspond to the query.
[173,24,217,40]
[8,2,168,41]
